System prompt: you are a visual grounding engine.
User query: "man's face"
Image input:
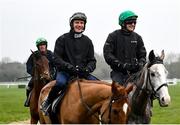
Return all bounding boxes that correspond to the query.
[125,20,136,32]
[38,44,47,54]
[73,20,85,33]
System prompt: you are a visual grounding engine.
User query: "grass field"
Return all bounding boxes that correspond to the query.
[0,87,29,124]
[151,83,180,123]
[0,84,180,124]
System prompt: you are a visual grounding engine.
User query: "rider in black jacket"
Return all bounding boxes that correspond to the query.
[24,37,56,107]
[104,10,146,85]
[41,12,97,115]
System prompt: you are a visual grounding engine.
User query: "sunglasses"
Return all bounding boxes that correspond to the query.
[125,20,137,24]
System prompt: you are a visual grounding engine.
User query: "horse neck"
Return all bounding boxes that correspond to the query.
[131,66,150,115]
[79,83,112,113]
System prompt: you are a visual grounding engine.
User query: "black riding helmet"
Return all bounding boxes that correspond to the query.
[69,12,87,31]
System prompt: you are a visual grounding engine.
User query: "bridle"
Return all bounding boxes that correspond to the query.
[134,60,168,99]
[77,77,128,124]
[32,54,51,84]
[146,68,168,99]
[100,94,128,124]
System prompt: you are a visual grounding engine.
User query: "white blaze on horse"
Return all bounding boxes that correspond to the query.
[128,50,171,123]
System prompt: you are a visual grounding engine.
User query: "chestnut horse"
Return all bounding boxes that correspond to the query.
[38,79,133,124]
[29,51,51,124]
[127,50,171,124]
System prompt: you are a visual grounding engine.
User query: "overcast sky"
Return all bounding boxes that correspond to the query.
[0,0,180,63]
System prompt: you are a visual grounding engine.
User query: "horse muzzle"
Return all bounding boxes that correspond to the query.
[159,95,171,107]
[40,72,51,81]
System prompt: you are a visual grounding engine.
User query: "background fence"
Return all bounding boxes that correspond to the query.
[0,79,180,88]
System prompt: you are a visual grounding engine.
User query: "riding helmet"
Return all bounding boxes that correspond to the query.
[36,37,48,47]
[69,12,87,30]
[119,10,138,26]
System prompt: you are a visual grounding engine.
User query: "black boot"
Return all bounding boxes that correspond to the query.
[41,86,61,116]
[24,89,31,107]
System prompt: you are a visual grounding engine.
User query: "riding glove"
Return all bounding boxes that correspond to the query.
[75,65,90,76]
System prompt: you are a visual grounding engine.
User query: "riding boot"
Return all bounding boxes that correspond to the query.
[41,86,61,116]
[24,88,32,107]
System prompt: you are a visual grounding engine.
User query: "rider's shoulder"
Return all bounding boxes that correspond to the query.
[55,33,69,42]
[109,29,121,36]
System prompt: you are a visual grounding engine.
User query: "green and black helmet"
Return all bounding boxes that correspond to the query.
[119,10,138,26]
[35,37,48,48]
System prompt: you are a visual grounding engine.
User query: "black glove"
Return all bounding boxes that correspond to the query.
[65,64,77,75]
[75,65,90,76]
[137,62,144,70]
[113,60,124,71]
[123,63,133,71]
[81,67,90,75]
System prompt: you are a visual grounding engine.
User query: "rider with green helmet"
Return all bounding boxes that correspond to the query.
[24,37,56,107]
[118,10,138,26]
[36,37,48,48]
[103,10,147,85]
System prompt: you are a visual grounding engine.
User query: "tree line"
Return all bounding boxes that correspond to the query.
[0,53,180,82]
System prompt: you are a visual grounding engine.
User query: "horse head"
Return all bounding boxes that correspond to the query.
[31,50,51,81]
[100,82,133,124]
[147,50,171,107]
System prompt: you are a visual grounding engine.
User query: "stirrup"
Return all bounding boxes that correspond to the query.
[24,99,30,107]
[24,94,31,107]
[41,100,51,116]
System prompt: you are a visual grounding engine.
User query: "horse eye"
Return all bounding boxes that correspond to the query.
[151,73,155,77]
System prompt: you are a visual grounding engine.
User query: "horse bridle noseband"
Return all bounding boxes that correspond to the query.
[33,55,51,84]
[146,68,168,99]
[101,95,128,124]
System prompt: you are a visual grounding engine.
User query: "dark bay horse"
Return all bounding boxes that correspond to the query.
[29,51,51,124]
[128,50,171,124]
[38,79,133,124]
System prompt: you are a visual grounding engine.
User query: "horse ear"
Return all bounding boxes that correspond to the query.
[160,50,165,60]
[148,50,155,62]
[30,49,34,54]
[125,84,133,94]
[112,81,118,93]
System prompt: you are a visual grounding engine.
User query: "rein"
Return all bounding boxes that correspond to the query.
[102,94,128,124]
[131,62,168,99]
[76,77,128,124]
[76,77,101,122]
[146,68,168,99]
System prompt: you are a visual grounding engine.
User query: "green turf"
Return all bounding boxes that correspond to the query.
[151,83,180,124]
[0,88,29,123]
[0,83,180,123]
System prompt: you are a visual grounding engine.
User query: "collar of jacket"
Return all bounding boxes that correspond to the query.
[121,28,132,36]
[70,29,83,38]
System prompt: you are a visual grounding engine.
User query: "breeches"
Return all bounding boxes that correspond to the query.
[55,71,98,88]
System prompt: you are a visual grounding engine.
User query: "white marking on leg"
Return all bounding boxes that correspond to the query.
[123,103,128,115]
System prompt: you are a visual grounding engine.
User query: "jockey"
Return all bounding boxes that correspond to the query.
[41,12,97,115]
[103,10,147,85]
[24,37,57,107]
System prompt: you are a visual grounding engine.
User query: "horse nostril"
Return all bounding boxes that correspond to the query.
[161,97,165,102]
